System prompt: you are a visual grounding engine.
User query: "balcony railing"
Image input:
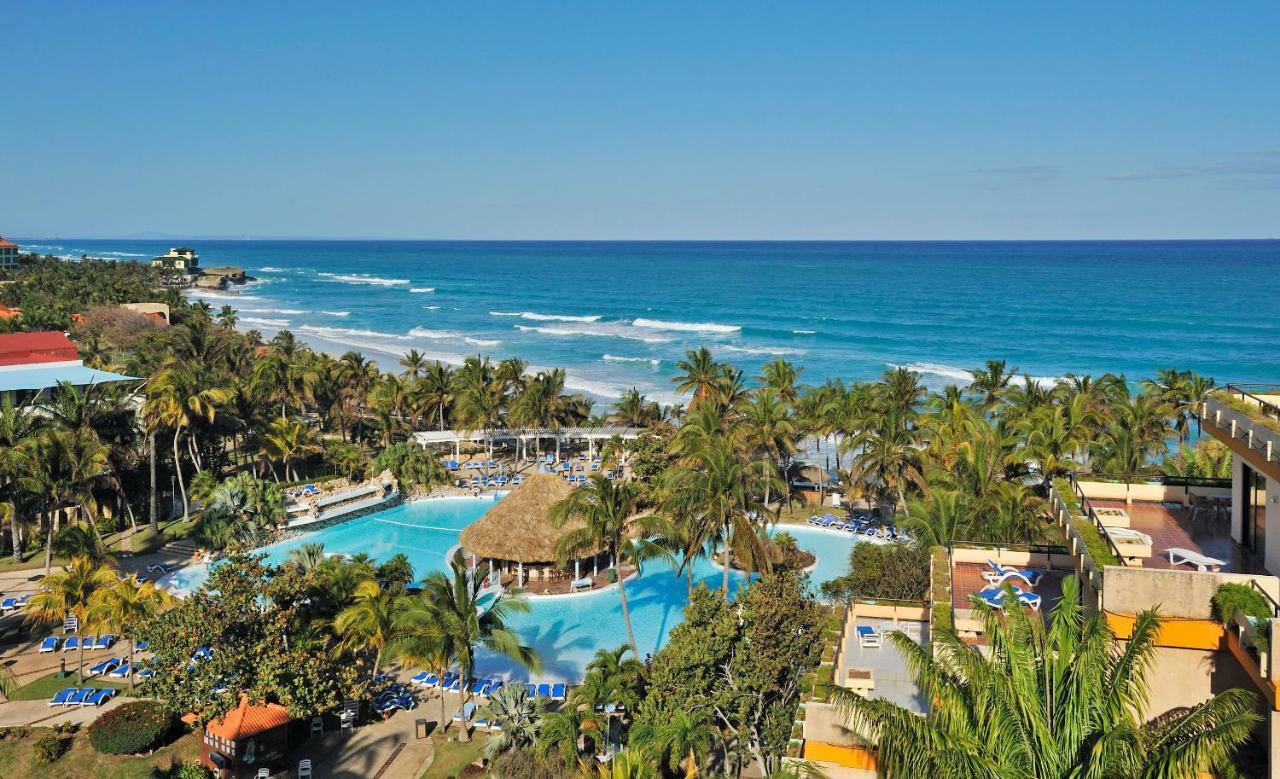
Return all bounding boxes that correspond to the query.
[1066,473,1128,567]
[1203,388,1280,469]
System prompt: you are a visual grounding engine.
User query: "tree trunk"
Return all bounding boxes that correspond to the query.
[76,633,85,684]
[616,547,640,658]
[174,431,190,521]
[458,686,473,742]
[129,639,136,688]
[10,510,21,564]
[149,431,159,533]
[721,521,732,595]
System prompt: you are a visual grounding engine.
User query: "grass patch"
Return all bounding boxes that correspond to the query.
[8,672,134,702]
[0,517,197,575]
[930,546,953,633]
[1052,478,1082,513]
[773,502,843,526]
[420,729,488,778]
[1071,519,1120,567]
[0,727,198,779]
[1213,390,1280,436]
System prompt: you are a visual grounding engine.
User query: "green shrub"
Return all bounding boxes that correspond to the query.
[372,442,447,491]
[88,700,173,755]
[33,734,67,763]
[1212,583,1274,624]
[821,542,929,601]
[171,761,214,779]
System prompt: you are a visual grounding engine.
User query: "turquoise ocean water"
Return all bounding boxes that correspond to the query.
[20,239,1280,404]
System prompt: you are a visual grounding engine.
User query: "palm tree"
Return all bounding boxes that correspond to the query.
[631,707,719,777]
[478,683,546,759]
[758,358,803,404]
[289,542,328,571]
[842,406,923,516]
[388,601,458,729]
[550,476,671,657]
[969,358,1016,407]
[833,577,1258,777]
[399,348,429,380]
[85,578,173,687]
[217,305,238,329]
[899,490,971,547]
[610,388,662,428]
[18,429,111,575]
[333,578,405,671]
[25,556,119,682]
[416,361,454,431]
[145,363,232,519]
[256,416,322,481]
[419,553,540,741]
[741,388,798,506]
[672,347,721,409]
[0,398,41,561]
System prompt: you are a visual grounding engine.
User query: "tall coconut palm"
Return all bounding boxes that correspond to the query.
[332,578,405,671]
[842,406,924,517]
[969,358,1016,408]
[18,429,111,575]
[145,363,232,519]
[899,490,971,547]
[550,476,671,658]
[419,553,540,741]
[26,555,119,682]
[0,398,41,561]
[610,388,663,428]
[833,576,1259,778]
[758,358,803,404]
[672,347,721,409]
[217,305,238,329]
[256,416,322,481]
[416,361,455,431]
[399,348,429,380]
[630,707,720,778]
[741,388,798,506]
[85,578,174,687]
[388,602,459,729]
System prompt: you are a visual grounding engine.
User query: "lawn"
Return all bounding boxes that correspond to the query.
[420,730,488,778]
[774,501,843,526]
[0,727,200,779]
[8,671,134,702]
[0,517,197,575]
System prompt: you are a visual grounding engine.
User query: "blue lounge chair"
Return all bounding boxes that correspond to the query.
[488,680,504,696]
[977,586,1042,611]
[0,597,18,611]
[856,625,882,648]
[48,687,77,706]
[453,702,476,722]
[94,635,116,650]
[511,475,525,485]
[410,672,433,687]
[551,683,566,701]
[138,667,156,681]
[89,658,119,676]
[469,475,482,486]
[524,683,537,696]
[537,683,552,698]
[84,688,117,706]
[134,641,150,652]
[65,688,91,705]
[108,662,132,679]
[39,636,59,653]
[62,636,80,652]
[469,679,487,695]
[192,647,213,662]
[444,459,459,471]
[983,561,1044,588]
[446,677,461,692]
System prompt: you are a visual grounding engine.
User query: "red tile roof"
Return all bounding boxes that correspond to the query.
[0,237,16,249]
[0,331,79,366]
[205,696,293,741]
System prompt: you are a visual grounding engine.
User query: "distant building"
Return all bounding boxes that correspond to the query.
[0,236,18,270]
[151,246,199,273]
[121,302,171,324]
[0,330,137,406]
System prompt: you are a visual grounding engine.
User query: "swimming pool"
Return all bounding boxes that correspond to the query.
[159,497,862,681]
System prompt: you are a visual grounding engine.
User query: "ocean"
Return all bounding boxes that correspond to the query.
[19,239,1280,404]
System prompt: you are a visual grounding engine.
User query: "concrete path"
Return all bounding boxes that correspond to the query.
[0,695,127,727]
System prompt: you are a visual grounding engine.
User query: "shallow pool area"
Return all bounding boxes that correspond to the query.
[159,497,861,681]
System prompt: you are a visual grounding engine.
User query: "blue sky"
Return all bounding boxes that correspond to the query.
[2,2,1277,239]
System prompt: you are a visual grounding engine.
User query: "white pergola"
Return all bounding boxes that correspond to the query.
[413,426,643,460]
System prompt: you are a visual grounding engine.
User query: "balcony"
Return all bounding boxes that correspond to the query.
[1202,385,1280,481]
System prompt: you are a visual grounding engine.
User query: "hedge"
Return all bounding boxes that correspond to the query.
[88,700,173,755]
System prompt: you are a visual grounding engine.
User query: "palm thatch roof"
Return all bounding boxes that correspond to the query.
[459,474,598,563]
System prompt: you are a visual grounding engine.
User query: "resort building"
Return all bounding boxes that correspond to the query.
[1201,386,1280,573]
[151,246,199,273]
[0,236,18,270]
[0,330,137,405]
[199,695,294,777]
[458,473,614,594]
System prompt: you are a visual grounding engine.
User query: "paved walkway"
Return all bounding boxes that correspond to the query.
[0,695,128,727]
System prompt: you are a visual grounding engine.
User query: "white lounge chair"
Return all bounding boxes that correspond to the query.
[1105,527,1153,545]
[856,625,881,648]
[982,560,1044,588]
[1167,548,1225,572]
[571,577,593,592]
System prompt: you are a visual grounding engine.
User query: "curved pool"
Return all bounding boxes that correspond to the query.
[160,497,863,681]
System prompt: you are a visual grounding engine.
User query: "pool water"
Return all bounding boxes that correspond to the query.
[161,497,861,681]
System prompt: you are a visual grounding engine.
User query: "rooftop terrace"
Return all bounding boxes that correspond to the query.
[1203,385,1280,479]
[1094,499,1267,575]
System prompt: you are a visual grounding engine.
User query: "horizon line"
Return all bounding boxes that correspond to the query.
[16,235,1280,244]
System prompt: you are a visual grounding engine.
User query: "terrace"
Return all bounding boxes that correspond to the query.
[1091,499,1266,575]
[1202,385,1280,481]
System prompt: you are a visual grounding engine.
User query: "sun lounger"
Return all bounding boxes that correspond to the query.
[39,636,60,653]
[856,625,881,648]
[48,688,77,706]
[192,647,213,662]
[511,475,525,485]
[134,641,150,652]
[453,702,476,722]
[84,688,117,706]
[147,564,173,575]
[62,636,80,652]
[537,683,552,698]
[469,679,488,695]
[982,560,1044,588]
[108,662,132,679]
[571,577,593,592]
[410,672,435,687]
[488,680,504,696]
[1167,548,1225,572]
[977,586,1042,611]
[0,597,19,612]
[65,688,91,706]
[93,635,116,650]
[551,683,566,701]
[89,657,120,676]
[138,667,156,681]
[525,683,537,696]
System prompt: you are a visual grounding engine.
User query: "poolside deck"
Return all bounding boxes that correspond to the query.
[950,562,1068,614]
[1093,500,1266,574]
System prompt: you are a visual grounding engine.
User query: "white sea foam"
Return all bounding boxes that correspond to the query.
[94,251,146,258]
[300,325,409,341]
[514,324,672,344]
[465,338,502,347]
[423,305,442,311]
[257,266,287,272]
[721,345,806,356]
[792,329,817,335]
[186,291,264,302]
[489,311,602,323]
[407,327,460,340]
[238,307,307,315]
[410,287,436,293]
[632,317,740,334]
[317,272,410,287]
[894,362,974,383]
[602,354,662,368]
[322,310,351,317]
[241,316,291,328]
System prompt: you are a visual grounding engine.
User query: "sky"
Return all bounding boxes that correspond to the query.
[2,2,1277,240]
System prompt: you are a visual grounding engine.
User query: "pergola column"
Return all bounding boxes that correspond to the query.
[517,561,524,588]
[575,559,581,580]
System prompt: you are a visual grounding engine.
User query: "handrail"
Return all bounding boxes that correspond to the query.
[1066,472,1128,567]
[1249,579,1280,619]
[950,540,1069,556]
[1082,473,1232,489]
[1225,384,1280,422]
